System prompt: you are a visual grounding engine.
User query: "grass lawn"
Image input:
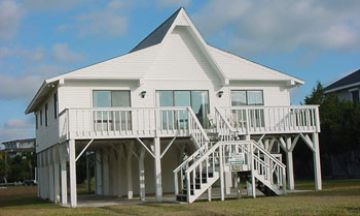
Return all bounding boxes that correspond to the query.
[0,179,359,216]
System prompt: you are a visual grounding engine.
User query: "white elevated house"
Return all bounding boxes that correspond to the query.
[25,8,321,207]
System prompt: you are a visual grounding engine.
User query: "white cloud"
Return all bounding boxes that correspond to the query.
[0,47,44,61]
[0,117,34,141]
[22,0,86,11]
[0,1,22,40]
[52,43,84,63]
[75,1,128,37]
[0,64,65,100]
[193,0,360,54]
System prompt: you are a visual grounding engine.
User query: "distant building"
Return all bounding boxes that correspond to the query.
[0,138,36,183]
[324,69,360,103]
[1,138,36,154]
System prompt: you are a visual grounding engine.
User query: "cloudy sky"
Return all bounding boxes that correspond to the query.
[0,0,359,141]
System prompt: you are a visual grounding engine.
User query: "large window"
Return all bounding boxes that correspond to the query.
[93,90,131,107]
[231,90,264,106]
[93,90,131,131]
[158,90,209,128]
[231,90,264,128]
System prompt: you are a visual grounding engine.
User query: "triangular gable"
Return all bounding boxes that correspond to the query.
[129,8,181,53]
[138,8,229,85]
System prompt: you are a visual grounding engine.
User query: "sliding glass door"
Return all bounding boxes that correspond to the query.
[157,90,209,128]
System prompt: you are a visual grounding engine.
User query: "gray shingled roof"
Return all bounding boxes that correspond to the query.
[129,8,182,53]
[324,69,360,92]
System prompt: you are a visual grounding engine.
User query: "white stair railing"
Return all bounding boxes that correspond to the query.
[250,140,286,194]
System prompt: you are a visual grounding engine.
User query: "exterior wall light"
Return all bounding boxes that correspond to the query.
[217,91,224,98]
[140,91,147,98]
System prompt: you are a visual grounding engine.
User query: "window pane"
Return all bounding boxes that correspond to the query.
[159,91,174,106]
[93,91,111,107]
[174,91,191,106]
[247,91,263,105]
[191,91,209,127]
[111,91,130,107]
[231,91,247,106]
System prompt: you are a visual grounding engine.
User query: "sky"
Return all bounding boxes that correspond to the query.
[0,0,359,142]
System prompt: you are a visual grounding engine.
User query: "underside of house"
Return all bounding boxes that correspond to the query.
[26,8,322,208]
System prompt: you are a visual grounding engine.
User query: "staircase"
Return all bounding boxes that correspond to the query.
[173,107,287,203]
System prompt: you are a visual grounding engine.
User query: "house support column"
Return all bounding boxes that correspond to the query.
[286,137,294,190]
[86,152,91,193]
[127,143,134,199]
[313,133,322,191]
[154,137,162,201]
[69,139,77,208]
[53,146,60,203]
[48,149,54,202]
[60,144,68,205]
[95,150,103,195]
[139,147,146,201]
[102,149,110,196]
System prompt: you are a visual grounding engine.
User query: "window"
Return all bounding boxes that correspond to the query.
[351,90,359,104]
[157,90,209,127]
[53,92,58,119]
[231,90,264,106]
[45,103,48,127]
[40,109,43,126]
[93,90,131,131]
[231,90,264,128]
[35,113,38,129]
[93,90,130,107]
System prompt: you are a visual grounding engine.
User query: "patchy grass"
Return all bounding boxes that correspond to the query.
[0,179,360,216]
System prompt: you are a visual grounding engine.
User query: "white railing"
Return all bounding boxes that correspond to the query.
[214,107,237,141]
[219,105,320,134]
[58,106,211,141]
[250,140,286,193]
[187,107,210,149]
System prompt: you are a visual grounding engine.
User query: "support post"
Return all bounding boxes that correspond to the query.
[53,147,60,203]
[139,147,146,201]
[127,144,134,199]
[102,149,110,196]
[86,152,91,194]
[154,137,162,201]
[69,139,77,208]
[286,137,295,190]
[219,144,225,201]
[312,133,322,191]
[60,145,68,205]
[95,150,103,195]
[48,149,54,202]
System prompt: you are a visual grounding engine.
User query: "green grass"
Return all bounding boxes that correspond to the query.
[0,179,359,216]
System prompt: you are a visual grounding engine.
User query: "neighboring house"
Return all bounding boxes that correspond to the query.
[25,8,321,207]
[324,69,360,103]
[1,138,36,153]
[0,138,36,183]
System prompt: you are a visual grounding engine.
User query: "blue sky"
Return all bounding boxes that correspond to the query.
[0,0,359,141]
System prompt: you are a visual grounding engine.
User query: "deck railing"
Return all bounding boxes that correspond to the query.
[218,105,320,134]
[58,106,209,140]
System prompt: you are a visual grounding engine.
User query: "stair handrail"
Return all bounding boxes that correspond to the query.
[250,140,285,169]
[187,106,210,146]
[214,107,238,141]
